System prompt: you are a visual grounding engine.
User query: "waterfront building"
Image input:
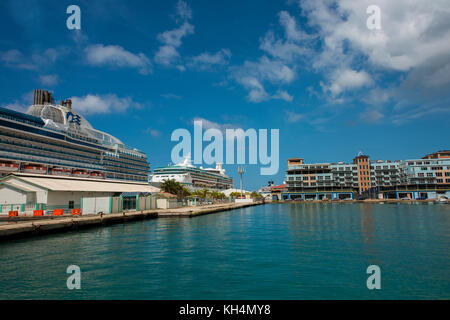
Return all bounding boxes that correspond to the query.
[0,89,150,182]
[0,172,159,215]
[284,151,450,200]
[151,156,233,191]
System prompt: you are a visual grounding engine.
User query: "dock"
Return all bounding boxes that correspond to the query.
[0,201,264,240]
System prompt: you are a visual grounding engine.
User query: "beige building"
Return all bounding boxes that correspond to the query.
[0,173,159,215]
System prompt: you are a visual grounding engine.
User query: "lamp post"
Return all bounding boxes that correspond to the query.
[238,166,245,198]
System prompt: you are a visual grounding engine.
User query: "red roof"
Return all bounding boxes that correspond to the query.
[270,184,287,190]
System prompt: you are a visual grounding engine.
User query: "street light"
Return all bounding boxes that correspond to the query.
[238,166,245,198]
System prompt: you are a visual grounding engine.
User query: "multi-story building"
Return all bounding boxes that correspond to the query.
[284,152,450,200]
[0,89,150,182]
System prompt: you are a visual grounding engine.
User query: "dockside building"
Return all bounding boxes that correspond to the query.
[283,151,450,200]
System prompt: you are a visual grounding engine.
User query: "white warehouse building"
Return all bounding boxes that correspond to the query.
[0,173,160,215]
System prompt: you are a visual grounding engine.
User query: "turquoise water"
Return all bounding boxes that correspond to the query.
[0,203,449,299]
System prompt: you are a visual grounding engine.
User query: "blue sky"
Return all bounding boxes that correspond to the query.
[1,0,449,190]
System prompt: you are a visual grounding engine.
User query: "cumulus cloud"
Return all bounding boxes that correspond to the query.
[154,2,194,68]
[0,48,63,70]
[326,69,373,96]
[230,11,307,102]
[297,0,450,119]
[70,94,143,115]
[1,91,34,112]
[187,49,231,70]
[230,56,296,102]
[85,44,152,75]
[284,110,303,123]
[0,50,36,70]
[157,22,194,48]
[175,0,192,22]
[359,109,384,123]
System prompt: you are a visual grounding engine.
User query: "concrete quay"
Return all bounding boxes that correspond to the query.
[0,201,264,240]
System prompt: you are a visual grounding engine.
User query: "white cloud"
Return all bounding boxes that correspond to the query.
[359,109,384,123]
[70,94,143,115]
[274,90,294,102]
[327,69,373,96]
[297,0,450,119]
[284,110,303,123]
[157,22,194,48]
[154,45,180,66]
[230,56,296,102]
[0,48,63,70]
[1,91,34,112]
[155,1,194,68]
[175,0,192,21]
[230,10,307,102]
[279,10,309,42]
[0,49,36,70]
[161,93,182,100]
[39,74,59,86]
[232,56,295,85]
[85,44,152,75]
[144,128,162,137]
[187,49,231,70]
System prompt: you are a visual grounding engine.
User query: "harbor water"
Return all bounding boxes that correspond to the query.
[0,203,449,299]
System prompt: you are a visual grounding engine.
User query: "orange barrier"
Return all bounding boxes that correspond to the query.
[53,209,64,216]
[72,209,81,215]
[33,210,44,216]
[8,211,18,217]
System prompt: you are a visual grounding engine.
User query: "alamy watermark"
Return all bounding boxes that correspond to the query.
[171,120,279,175]
[366,265,381,290]
[66,265,81,290]
[366,5,381,30]
[66,5,81,30]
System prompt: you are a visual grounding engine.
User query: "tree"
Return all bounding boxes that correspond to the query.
[230,191,245,198]
[250,191,262,200]
[160,179,191,199]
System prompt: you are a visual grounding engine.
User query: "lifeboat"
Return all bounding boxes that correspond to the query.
[73,170,89,177]
[0,162,19,172]
[23,165,46,173]
[90,172,103,178]
[50,167,71,176]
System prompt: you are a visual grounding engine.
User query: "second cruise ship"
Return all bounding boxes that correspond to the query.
[0,89,149,181]
[151,156,233,191]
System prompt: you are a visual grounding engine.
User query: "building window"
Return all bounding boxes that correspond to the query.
[68,201,74,209]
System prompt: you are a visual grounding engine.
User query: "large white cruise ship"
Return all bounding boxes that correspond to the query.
[151,156,233,191]
[0,89,149,181]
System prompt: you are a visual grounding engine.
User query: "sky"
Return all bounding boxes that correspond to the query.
[0,0,449,190]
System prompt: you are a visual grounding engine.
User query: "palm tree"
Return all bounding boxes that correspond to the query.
[160,179,191,200]
[160,179,180,195]
[250,191,262,200]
